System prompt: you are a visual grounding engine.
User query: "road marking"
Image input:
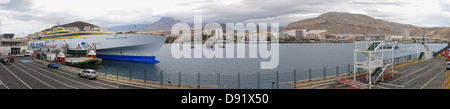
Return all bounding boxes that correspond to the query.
[388,63,435,84]
[0,80,9,89]
[374,85,390,89]
[379,83,405,88]
[15,62,78,89]
[11,64,56,89]
[0,63,32,89]
[23,62,101,89]
[401,65,442,86]
[420,69,447,89]
[27,62,118,89]
[51,69,119,89]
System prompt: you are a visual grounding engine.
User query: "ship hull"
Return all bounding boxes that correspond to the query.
[28,34,167,63]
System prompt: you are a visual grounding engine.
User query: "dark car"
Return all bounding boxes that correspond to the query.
[47,62,58,69]
[8,57,14,62]
[1,58,10,65]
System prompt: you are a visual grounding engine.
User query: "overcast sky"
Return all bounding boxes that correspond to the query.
[1,0,450,37]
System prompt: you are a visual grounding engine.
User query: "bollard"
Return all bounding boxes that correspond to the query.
[293,70,296,88]
[178,72,181,89]
[309,68,312,82]
[257,72,260,89]
[276,71,279,89]
[238,73,240,89]
[217,73,220,89]
[197,72,200,89]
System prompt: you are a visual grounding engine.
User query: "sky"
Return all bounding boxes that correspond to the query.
[1,0,450,37]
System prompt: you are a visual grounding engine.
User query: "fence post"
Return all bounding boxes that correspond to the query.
[144,69,147,83]
[217,73,220,89]
[348,64,350,74]
[178,71,181,89]
[293,70,296,88]
[276,71,279,89]
[336,65,339,76]
[129,67,132,81]
[238,73,240,89]
[309,68,311,82]
[257,72,260,89]
[323,67,326,79]
[105,65,107,76]
[198,72,200,89]
[161,71,164,87]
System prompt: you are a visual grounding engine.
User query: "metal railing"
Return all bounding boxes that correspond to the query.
[46,53,421,89]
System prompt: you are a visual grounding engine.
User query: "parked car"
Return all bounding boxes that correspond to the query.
[447,62,450,70]
[47,62,59,69]
[78,69,97,80]
[8,57,14,62]
[1,58,10,65]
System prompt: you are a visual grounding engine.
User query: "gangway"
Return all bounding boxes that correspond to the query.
[353,36,396,89]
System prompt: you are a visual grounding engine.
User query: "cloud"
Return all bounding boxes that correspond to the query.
[0,0,33,11]
[1,0,450,36]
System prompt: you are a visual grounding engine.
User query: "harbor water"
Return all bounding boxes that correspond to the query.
[93,43,447,89]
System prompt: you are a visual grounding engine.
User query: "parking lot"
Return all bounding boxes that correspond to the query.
[0,57,121,89]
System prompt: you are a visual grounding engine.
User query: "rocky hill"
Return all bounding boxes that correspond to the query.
[42,21,100,31]
[283,12,450,39]
[140,17,180,33]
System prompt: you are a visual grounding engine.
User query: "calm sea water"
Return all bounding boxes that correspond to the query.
[95,43,447,89]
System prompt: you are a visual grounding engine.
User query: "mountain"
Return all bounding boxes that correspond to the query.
[105,24,152,31]
[42,21,100,32]
[140,17,180,33]
[283,12,450,39]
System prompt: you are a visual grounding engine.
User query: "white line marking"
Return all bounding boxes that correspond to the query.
[23,62,101,89]
[401,65,441,86]
[15,61,78,89]
[0,63,32,89]
[388,63,435,84]
[11,64,56,89]
[379,83,405,88]
[375,85,390,89]
[420,69,446,89]
[28,62,118,89]
[0,80,9,89]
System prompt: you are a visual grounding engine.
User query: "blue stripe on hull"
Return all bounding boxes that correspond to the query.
[96,55,160,63]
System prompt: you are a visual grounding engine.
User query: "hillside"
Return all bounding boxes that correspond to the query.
[283,12,450,39]
[140,17,180,33]
[42,21,100,31]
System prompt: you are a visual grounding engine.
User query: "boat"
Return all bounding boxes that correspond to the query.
[381,45,399,49]
[381,42,399,49]
[28,26,167,63]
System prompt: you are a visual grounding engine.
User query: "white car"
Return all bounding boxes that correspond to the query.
[447,62,450,70]
[78,69,97,80]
